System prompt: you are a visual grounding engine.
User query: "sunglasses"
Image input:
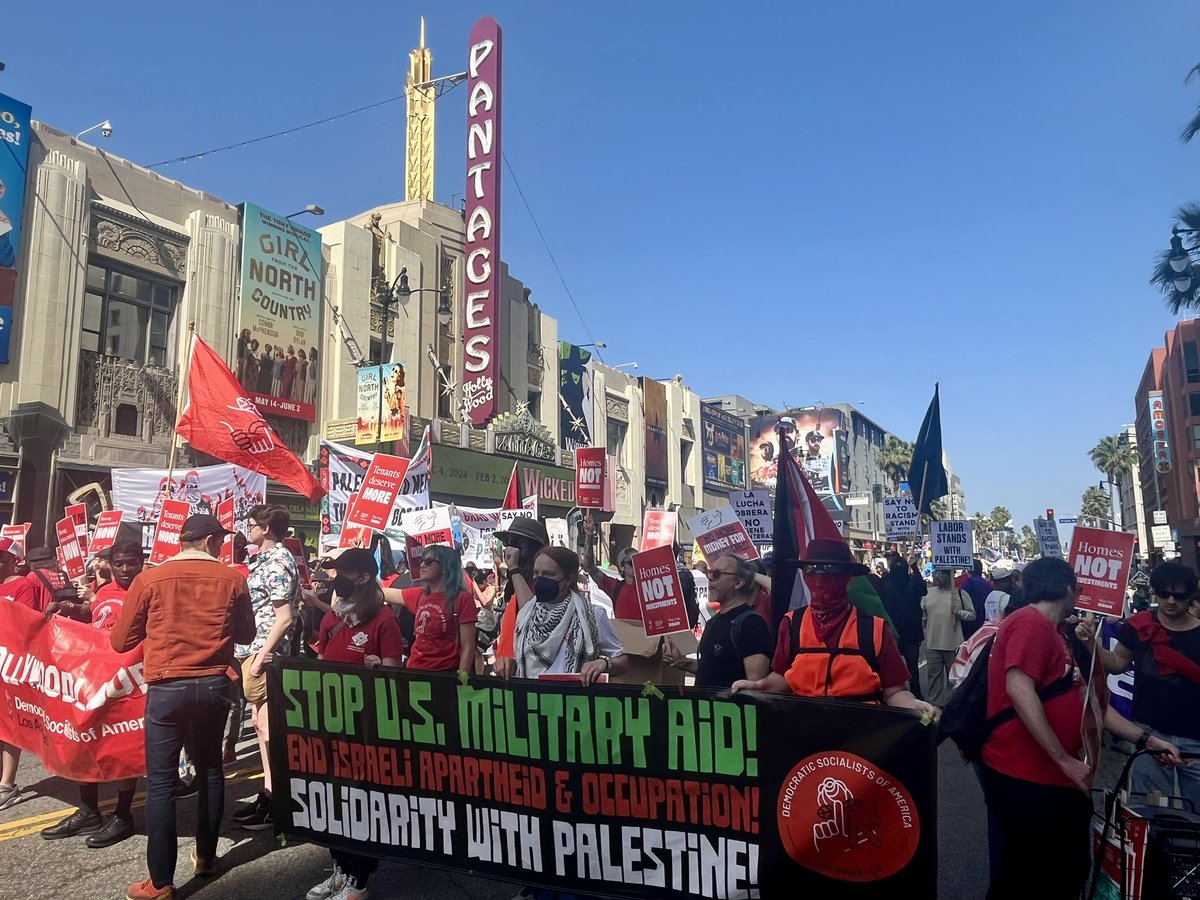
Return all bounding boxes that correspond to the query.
[709,570,736,580]
[805,564,850,574]
[419,557,440,567]
[1156,590,1192,601]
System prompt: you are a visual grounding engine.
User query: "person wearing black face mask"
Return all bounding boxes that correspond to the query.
[491,517,548,678]
[512,547,628,684]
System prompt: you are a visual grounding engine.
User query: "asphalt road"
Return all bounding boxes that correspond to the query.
[0,723,1131,899]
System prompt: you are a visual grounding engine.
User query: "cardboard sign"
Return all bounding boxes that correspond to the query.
[575,447,607,509]
[687,507,759,562]
[403,506,455,569]
[631,544,690,637]
[345,453,410,531]
[216,497,236,565]
[66,502,90,556]
[55,517,86,579]
[284,537,312,587]
[641,511,678,551]
[546,518,569,548]
[884,498,919,539]
[1068,526,1136,617]
[149,499,190,565]
[2,524,30,559]
[337,492,374,550]
[930,520,973,570]
[89,510,125,557]
[1034,518,1063,559]
[730,490,773,544]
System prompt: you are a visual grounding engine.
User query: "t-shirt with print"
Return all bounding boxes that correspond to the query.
[0,575,39,611]
[1116,614,1200,740]
[405,590,477,672]
[696,605,773,690]
[238,542,299,657]
[317,609,404,665]
[90,581,128,632]
[982,606,1086,788]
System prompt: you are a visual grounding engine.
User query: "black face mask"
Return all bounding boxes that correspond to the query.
[533,576,564,603]
[332,574,358,598]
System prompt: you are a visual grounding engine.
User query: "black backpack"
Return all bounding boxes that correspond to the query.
[938,635,1075,762]
[32,567,80,606]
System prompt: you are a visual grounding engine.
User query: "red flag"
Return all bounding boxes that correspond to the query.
[176,336,325,502]
[502,462,521,510]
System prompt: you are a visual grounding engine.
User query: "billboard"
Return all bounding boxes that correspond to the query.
[462,17,503,426]
[700,402,747,491]
[748,408,847,496]
[236,202,322,421]
[356,363,406,446]
[642,377,669,485]
[559,341,594,450]
[1148,391,1171,474]
[0,92,33,364]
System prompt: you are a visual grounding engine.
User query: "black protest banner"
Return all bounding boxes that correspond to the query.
[267,660,936,898]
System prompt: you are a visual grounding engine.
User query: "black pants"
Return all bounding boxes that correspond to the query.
[900,642,924,700]
[332,849,378,889]
[981,764,1092,899]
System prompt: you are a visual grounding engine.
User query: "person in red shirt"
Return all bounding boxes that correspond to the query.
[404,545,477,674]
[586,547,640,620]
[0,537,31,810]
[307,548,404,900]
[980,557,1183,900]
[21,546,75,612]
[40,541,144,848]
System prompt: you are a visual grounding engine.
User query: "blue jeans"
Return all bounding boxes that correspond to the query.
[1132,731,1200,813]
[144,675,234,888]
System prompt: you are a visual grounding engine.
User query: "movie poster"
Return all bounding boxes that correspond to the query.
[748,408,846,496]
[558,341,594,450]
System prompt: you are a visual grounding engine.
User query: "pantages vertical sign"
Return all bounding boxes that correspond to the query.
[463,17,503,426]
[1148,390,1172,474]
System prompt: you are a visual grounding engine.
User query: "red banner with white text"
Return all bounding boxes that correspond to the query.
[0,602,146,781]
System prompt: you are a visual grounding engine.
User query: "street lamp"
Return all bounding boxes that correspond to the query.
[393,267,452,325]
[576,341,606,349]
[286,204,324,219]
[1165,226,1200,297]
[614,362,639,371]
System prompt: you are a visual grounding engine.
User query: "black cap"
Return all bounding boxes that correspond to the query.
[180,514,231,542]
[320,547,379,577]
[26,547,57,565]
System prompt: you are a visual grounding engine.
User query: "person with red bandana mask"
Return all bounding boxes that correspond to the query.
[732,539,937,717]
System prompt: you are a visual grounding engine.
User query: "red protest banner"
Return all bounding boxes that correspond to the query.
[575,448,607,508]
[66,502,89,556]
[402,507,454,568]
[345,453,410,531]
[640,511,677,551]
[0,602,147,781]
[2,523,30,558]
[216,497,236,565]
[89,510,125,556]
[631,544,690,637]
[687,507,760,562]
[1068,526,1137,616]
[55,517,86,579]
[338,492,374,550]
[284,537,312,587]
[149,499,190,565]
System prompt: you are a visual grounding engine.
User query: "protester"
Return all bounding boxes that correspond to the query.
[306,548,403,900]
[922,569,976,707]
[672,541,700,629]
[880,552,927,701]
[223,531,251,765]
[950,589,1031,688]
[732,539,936,716]
[404,544,477,674]
[958,560,992,639]
[492,517,550,677]
[41,541,144,848]
[110,514,255,900]
[982,561,1020,621]
[0,538,31,810]
[665,555,771,689]
[232,505,298,831]
[979,557,1183,900]
[1077,560,1200,808]
[511,547,627,683]
[24,546,78,612]
[586,546,639,620]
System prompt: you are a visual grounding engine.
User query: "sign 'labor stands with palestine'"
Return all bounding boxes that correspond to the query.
[930,520,973,570]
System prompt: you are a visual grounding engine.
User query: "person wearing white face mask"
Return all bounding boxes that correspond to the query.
[513,547,629,684]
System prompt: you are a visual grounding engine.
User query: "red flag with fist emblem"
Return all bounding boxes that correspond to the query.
[176,335,325,501]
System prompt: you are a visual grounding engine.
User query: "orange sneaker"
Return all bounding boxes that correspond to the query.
[191,845,217,877]
[125,877,175,900]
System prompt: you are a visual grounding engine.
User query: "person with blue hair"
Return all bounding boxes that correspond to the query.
[405,544,477,674]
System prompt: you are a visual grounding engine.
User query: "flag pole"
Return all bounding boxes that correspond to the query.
[166,322,197,500]
[911,460,929,559]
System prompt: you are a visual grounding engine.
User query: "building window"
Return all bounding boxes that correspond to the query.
[114,403,139,437]
[681,440,693,486]
[1193,424,1200,450]
[1186,341,1200,384]
[436,365,453,420]
[1190,394,1200,417]
[527,391,541,420]
[607,419,626,464]
[84,261,178,366]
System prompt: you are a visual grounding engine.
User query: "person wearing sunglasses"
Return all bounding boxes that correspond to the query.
[1077,560,1200,808]
[405,545,477,675]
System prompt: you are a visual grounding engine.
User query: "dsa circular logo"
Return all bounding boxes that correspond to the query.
[776,751,919,882]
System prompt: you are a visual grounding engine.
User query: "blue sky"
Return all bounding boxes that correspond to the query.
[5,1,1199,528]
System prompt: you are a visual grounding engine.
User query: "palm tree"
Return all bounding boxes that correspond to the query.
[1151,206,1200,313]
[878,436,914,493]
[1181,63,1200,143]
[1089,433,1138,527]
[1019,525,1040,560]
[1081,486,1113,527]
[971,510,992,546]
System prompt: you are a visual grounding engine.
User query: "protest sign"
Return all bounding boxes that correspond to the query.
[1034,518,1063,559]
[545,518,569,548]
[149,499,190,564]
[1,523,30,558]
[631,544,690,637]
[883,498,919,539]
[216,497,236,565]
[319,430,432,545]
[641,511,677,550]
[687,507,759,562]
[268,659,936,898]
[89,511,125,557]
[1068,526,1136,617]
[402,507,455,568]
[66,503,89,556]
[930,520,973,570]
[0,602,146,781]
[730,490,773,545]
[346,453,410,531]
[338,493,374,550]
[445,496,539,559]
[55,517,86,579]
[575,447,607,508]
[110,463,264,534]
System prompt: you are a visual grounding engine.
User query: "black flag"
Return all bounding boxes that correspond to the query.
[909,384,948,515]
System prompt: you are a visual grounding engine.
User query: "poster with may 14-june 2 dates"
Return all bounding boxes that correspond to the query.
[269,660,936,899]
